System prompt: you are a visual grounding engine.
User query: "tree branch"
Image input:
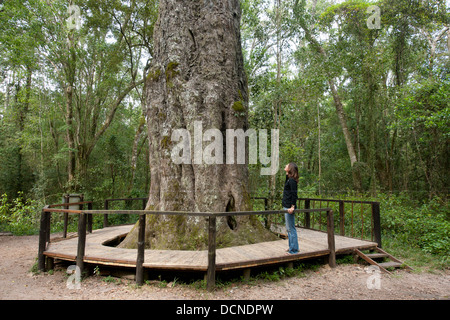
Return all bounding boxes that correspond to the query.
[86,78,144,156]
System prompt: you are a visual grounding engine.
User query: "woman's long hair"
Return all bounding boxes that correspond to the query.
[287,162,299,183]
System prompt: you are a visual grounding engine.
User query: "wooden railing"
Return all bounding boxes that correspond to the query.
[103,197,147,227]
[37,202,335,291]
[299,198,381,247]
[56,195,93,238]
[252,196,382,248]
[102,196,381,247]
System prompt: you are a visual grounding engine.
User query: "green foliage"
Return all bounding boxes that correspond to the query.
[379,194,450,257]
[393,79,450,138]
[0,0,155,204]
[0,192,42,235]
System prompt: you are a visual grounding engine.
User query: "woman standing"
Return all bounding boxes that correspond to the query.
[282,163,299,254]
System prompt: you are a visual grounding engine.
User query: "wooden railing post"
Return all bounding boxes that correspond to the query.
[37,206,50,272]
[372,202,382,248]
[326,210,336,268]
[87,202,93,233]
[103,200,109,227]
[263,197,270,229]
[304,199,311,228]
[45,207,51,244]
[207,215,217,292]
[63,195,69,238]
[136,213,146,286]
[339,200,345,236]
[76,212,87,275]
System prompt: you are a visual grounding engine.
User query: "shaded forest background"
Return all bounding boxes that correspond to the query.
[0,1,448,260]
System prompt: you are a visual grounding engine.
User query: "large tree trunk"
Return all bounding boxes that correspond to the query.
[119,0,276,250]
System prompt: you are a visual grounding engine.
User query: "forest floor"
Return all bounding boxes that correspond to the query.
[1,234,449,301]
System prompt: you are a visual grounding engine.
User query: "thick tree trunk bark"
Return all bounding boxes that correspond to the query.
[119,0,276,250]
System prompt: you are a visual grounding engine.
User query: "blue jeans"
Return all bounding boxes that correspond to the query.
[284,208,299,254]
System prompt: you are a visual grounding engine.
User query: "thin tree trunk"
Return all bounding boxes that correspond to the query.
[421,27,449,75]
[267,0,282,210]
[317,102,321,195]
[327,78,361,191]
[75,78,144,183]
[298,17,361,191]
[128,114,146,194]
[65,27,77,190]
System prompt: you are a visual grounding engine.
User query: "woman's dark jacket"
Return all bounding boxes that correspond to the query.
[282,175,298,209]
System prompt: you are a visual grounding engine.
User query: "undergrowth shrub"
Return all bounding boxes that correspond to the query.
[379,194,449,257]
[0,192,42,235]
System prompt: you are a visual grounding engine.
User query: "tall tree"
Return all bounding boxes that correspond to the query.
[293,0,362,191]
[0,0,39,197]
[120,0,276,250]
[35,0,148,191]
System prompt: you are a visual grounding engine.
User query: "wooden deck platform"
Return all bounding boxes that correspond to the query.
[43,224,377,273]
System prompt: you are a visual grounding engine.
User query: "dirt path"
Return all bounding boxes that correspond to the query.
[0,234,449,300]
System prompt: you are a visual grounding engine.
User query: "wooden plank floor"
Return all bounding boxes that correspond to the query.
[44,224,377,272]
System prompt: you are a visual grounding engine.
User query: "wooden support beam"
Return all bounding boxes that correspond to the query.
[207,215,216,292]
[339,200,345,236]
[243,268,251,281]
[76,212,87,275]
[46,256,54,270]
[304,199,311,229]
[45,209,51,244]
[63,195,69,238]
[136,213,146,286]
[372,202,382,248]
[87,202,93,233]
[327,210,336,268]
[103,200,109,227]
[37,206,50,272]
